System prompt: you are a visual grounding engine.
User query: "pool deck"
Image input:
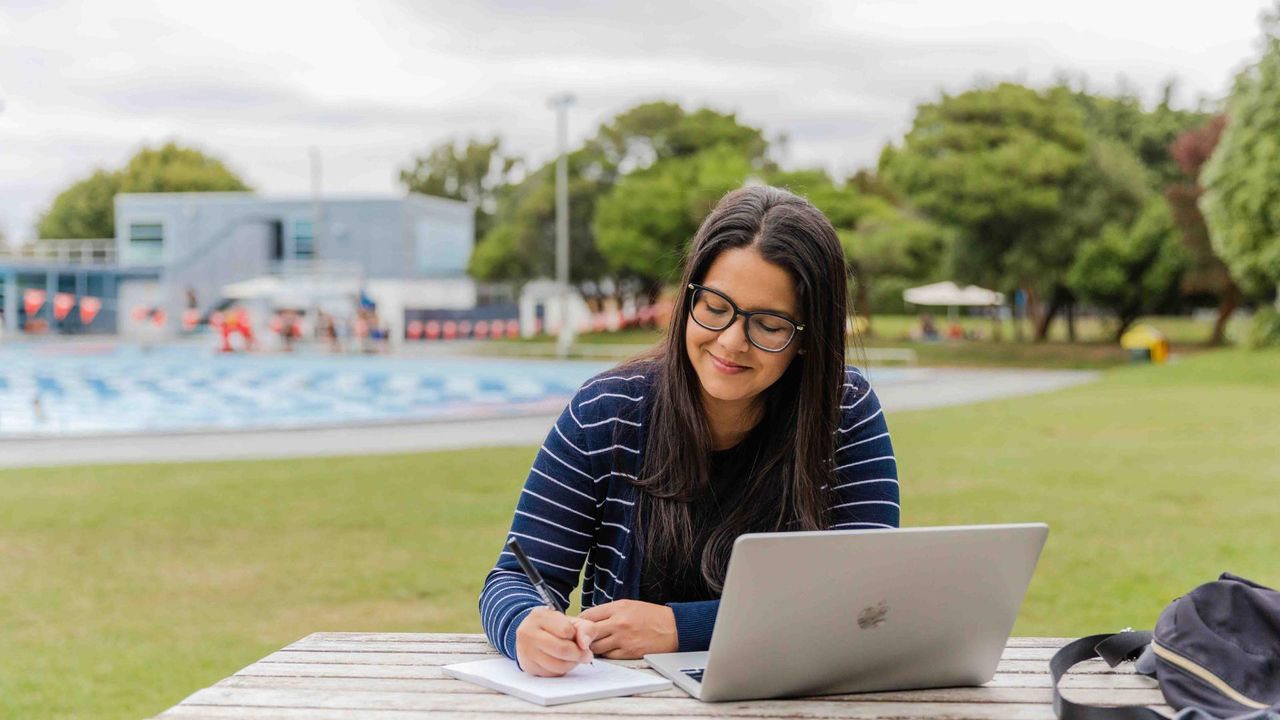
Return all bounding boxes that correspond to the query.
[0,367,1096,468]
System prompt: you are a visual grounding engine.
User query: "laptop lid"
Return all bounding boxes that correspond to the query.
[696,523,1048,702]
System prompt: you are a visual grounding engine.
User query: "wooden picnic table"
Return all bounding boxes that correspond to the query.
[152,633,1169,719]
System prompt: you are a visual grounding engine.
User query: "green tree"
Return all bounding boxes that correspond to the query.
[1202,9,1280,302]
[1067,197,1189,340]
[839,197,955,329]
[398,136,521,239]
[879,83,1090,340]
[1068,81,1212,191]
[1167,115,1239,344]
[472,102,770,291]
[593,145,755,295]
[37,143,250,239]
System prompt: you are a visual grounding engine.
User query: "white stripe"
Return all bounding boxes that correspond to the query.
[580,374,646,391]
[555,423,640,456]
[845,366,866,381]
[837,431,890,454]
[506,531,588,556]
[834,455,896,471]
[500,550,581,574]
[595,470,638,483]
[599,497,636,507]
[594,565,621,583]
[597,543,627,560]
[539,445,595,482]
[840,388,871,410]
[593,580,615,601]
[831,478,899,491]
[529,465,594,503]
[601,521,631,535]
[831,499,901,511]
[567,400,584,428]
[522,487,594,521]
[838,407,883,434]
[493,604,534,655]
[830,521,894,529]
[482,582,538,627]
[514,510,592,537]
[581,415,642,428]
[579,392,644,407]
[481,581,537,628]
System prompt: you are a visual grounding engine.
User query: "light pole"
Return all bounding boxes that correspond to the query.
[547,92,576,357]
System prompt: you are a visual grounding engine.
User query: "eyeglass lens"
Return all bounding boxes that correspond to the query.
[691,288,796,351]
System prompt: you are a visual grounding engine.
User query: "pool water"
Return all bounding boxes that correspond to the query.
[0,343,612,437]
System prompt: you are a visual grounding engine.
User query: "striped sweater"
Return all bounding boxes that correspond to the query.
[479,364,899,659]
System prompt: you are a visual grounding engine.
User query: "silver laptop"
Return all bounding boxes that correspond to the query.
[644,523,1048,702]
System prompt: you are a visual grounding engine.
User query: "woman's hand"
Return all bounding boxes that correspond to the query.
[514,608,596,677]
[579,600,678,659]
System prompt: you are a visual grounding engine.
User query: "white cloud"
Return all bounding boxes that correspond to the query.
[0,0,1270,239]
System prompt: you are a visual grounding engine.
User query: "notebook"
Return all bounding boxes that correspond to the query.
[442,657,672,706]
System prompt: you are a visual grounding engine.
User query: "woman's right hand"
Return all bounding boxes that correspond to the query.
[514,608,596,676]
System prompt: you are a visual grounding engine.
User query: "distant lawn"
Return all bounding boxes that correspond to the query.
[2,348,1278,719]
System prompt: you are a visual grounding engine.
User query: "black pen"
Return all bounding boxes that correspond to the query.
[506,537,564,612]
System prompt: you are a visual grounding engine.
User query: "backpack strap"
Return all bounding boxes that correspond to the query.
[1052,631,1166,720]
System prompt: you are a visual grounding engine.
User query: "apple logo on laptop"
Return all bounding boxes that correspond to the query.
[857,601,889,629]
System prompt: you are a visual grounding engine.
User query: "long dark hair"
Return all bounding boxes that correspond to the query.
[629,185,850,594]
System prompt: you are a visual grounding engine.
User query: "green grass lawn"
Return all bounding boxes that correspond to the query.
[2,348,1277,719]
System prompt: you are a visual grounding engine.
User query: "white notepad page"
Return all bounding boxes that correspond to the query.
[442,657,672,706]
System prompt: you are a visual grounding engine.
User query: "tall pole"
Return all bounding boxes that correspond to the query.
[548,93,576,357]
[309,146,323,269]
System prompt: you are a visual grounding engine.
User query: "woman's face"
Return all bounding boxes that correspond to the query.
[685,246,803,418]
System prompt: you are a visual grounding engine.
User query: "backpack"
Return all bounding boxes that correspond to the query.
[1052,574,1280,720]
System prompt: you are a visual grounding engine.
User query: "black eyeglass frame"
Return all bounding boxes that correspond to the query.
[686,283,806,353]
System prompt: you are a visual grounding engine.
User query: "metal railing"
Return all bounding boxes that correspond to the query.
[0,239,117,265]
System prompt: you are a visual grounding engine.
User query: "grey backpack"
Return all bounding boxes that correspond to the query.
[1052,574,1280,720]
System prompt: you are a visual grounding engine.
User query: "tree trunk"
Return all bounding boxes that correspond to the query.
[855,276,872,339]
[1210,281,1239,346]
[1065,303,1076,343]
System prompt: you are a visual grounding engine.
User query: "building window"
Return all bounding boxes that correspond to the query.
[293,219,315,260]
[129,223,164,264]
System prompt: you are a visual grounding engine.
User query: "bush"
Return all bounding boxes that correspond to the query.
[1244,308,1280,349]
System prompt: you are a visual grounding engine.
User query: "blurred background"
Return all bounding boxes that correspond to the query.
[2,1,1279,718]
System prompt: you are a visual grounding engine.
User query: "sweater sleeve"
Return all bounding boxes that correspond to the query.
[829,367,900,529]
[666,599,719,651]
[478,390,601,660]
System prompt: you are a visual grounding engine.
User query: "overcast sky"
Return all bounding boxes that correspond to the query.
[0,0,1272,241]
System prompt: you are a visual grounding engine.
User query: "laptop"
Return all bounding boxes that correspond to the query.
[644,523,1048,702]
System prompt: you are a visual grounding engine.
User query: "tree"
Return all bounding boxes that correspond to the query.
[399,136,521,240]
[839,197,955,333]
[1068,81,1212,191]
[1167,115,1239,344]
[37,142,250,239]
[1202,9,1280,304]
[472,102,770,292]
[594,145,756,295]
[879,83,1091,340]
[1067,197,1189,340]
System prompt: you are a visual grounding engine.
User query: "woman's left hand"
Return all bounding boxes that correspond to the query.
[578,600,678,658]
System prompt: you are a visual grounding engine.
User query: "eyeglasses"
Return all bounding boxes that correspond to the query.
[687,283,805,353]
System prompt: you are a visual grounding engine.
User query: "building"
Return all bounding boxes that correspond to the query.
[1,192,476,343]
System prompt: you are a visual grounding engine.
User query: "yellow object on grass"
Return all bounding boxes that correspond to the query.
[1120,324,1170,364]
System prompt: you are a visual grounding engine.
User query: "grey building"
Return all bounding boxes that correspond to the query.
[2,192,475,341]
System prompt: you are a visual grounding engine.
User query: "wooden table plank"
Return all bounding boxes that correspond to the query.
[154,635,1166,720]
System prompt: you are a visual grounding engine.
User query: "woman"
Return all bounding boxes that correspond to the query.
[479,185,899,676]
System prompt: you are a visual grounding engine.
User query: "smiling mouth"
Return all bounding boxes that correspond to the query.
[710,353,749,370]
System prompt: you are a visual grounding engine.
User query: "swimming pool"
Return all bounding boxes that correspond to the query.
[0,342,613,437]
[0,342,916,437]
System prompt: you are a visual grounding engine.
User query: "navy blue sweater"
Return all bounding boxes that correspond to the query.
[479,365,899,660]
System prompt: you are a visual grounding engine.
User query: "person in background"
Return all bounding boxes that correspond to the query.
[478,186,899,676]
